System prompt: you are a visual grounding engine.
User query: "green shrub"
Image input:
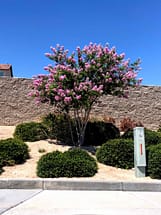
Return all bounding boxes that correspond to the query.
[96,138,134,169]
[37,151,63,178]
[14,122,48,142]
[63,148,98,177]
[122,128,161,147]
[84,121,120,146]
[37,148,98,178]
[0,138,29,165]
[0,168,3,175]
[42,113,77,145]
[42,113,120,146]
[41,113,57,139]
[0,157,3,167]
[121,129,133,139]
[147,144,161,179]
[0,157,4,175]
[0,167,3,175]
[157,126,161,133]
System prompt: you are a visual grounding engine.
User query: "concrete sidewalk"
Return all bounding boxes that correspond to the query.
[1,190,161,215]
[0,189,41,214]
[1,179,161,214]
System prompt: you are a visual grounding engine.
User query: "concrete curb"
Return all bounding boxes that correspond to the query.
[0,179,161,191]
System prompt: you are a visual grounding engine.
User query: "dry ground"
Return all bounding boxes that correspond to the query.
[0,126,159,181]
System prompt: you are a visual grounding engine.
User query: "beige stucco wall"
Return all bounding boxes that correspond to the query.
[0,77,161,130]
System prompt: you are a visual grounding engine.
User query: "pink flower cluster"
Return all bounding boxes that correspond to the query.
[29,43,142,108]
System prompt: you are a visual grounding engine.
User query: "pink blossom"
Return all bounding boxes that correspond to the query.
[65,89,71,94]
[98,85,103,90]
[107,78,112,83]
[135,78,143,86]
[68,56,76,63]
[76,46,81,53]
[55,95,61,101]
[33,80,40,86]
[138,78,143,82]
[45,53,51,57]
[58,89,64,94]
[125,71,137,79]
[123,60,129,67]
[60,93,65,97]
[78,57,83,62]
[76,95,81,100]
[91,60,96,64]
[57,89,65,97]
[64,96,72,103]
[35,99,41,104]
[50,46,56,53]
[45,83,50,89]
[78,83,83,91]
[30,42,142,110]
[48,76,54,82]
[92,85,97,91]
[44,66,49,71]
[104,47,109,54]
[28,92,33,97]
[120,53,125,58]
[85,63,90,69]
[35,91,40,97]
[59,75,66,81]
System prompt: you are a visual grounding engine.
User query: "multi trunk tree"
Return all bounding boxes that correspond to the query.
[29,43,142,146]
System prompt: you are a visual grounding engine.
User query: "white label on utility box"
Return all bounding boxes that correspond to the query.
[133,127,146,167]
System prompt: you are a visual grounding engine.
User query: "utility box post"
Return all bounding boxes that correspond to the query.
[133,127,146,177]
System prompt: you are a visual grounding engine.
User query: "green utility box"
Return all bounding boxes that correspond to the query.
[133,127,146,177]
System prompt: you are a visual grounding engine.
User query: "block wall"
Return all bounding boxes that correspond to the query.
[0,78,161,130]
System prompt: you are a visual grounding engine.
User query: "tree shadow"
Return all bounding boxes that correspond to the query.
[47,138,97,155]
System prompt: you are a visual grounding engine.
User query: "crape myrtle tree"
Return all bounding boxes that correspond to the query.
[29,43,142,146]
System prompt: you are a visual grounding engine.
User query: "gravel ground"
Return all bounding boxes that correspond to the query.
[0,126,160,182]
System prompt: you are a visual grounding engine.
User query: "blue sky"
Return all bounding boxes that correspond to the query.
[0,0,161,86]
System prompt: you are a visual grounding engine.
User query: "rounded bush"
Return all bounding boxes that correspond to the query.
[96,138,134,169]
[37,151,64,178]
[37,148,98,178]
[14,122,48,142]
[0,138,29,165]
[121,129,133,139]
[0,157,4,174]
[84,121,120,146]
[147,144,161,179]
[42,113,77,145]
[42,113,120,146]
[63,148,98,177]
[122,128,161,147]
